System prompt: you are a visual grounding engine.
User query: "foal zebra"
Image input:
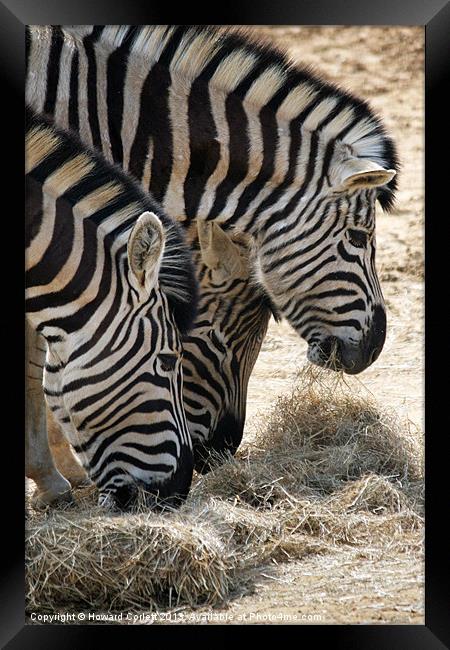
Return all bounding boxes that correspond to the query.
[26,108,197,509]
[26,25,398,465]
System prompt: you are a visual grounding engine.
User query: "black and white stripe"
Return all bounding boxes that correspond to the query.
[26,25,399,465]
[26,108,198,509]
[182,223,275,472]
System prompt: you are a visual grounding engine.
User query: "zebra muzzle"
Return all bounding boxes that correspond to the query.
[311,335,381,375]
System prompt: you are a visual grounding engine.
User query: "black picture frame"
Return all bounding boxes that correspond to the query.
[3,0,449,646]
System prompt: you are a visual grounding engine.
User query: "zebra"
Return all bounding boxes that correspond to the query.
[45,221,274,481]
[26,25,398,464]
[25,107,198,510]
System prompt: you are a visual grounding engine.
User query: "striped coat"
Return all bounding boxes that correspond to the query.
[26,25,399,470]
[26,108,197,509]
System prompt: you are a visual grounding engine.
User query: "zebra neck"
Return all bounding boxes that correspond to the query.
[25,192,132,338]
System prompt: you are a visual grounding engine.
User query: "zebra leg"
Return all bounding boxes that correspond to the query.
[25,322,73,507]
[47,409,89,487]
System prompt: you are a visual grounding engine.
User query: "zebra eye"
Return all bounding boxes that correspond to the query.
[347,228,369,248]
[159,354,178,372]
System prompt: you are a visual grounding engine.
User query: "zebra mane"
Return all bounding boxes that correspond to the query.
[26,108,198,334]
[64,25,399,211]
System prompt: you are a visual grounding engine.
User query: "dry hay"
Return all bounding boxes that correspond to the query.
[26,364,424,616]
[26,497,237,613]
[194,365,422,507]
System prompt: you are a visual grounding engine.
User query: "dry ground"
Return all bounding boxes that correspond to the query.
[26,26,424,625]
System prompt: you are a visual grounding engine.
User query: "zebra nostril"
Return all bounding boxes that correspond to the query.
[369,346,381,365]
[367,306,386,365]
[372,306,387,340]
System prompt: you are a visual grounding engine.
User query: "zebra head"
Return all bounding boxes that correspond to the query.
[41,212,195,510]
[182,222,272,473]
[255,147,396,375]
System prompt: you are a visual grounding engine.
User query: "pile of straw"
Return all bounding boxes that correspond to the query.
[26,502,236,613]
[26,365,423,615]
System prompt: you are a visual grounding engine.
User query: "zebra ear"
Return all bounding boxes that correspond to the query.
[127,212,165,295]
[197,222,243,278]
[338,158,396,191]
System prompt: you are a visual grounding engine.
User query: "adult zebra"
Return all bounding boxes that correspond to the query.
[26,25,398,461]
[26,108,198,510]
